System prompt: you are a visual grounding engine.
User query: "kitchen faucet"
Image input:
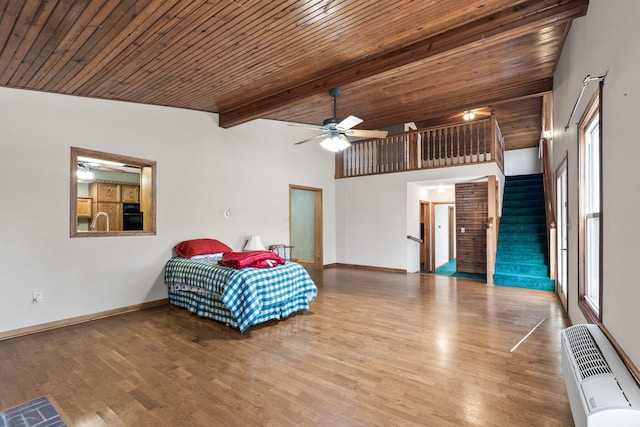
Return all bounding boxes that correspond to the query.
[90,211,110,232]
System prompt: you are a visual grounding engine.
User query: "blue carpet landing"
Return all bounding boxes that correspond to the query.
[0,397,66,427]
[435,259,487,281]
[493,174,555,291]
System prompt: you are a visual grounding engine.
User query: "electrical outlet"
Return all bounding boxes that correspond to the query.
[33,291,44,303]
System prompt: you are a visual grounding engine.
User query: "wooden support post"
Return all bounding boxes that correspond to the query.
[486,175,498,286]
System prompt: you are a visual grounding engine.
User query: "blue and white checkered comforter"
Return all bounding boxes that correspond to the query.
[165,257,317,332]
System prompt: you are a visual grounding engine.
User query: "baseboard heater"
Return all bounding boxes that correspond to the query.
[561,324,640,426]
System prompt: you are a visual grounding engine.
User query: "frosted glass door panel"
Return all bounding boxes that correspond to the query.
[291,188,315,261]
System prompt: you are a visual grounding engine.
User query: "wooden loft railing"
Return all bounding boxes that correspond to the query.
[335,112,505,179]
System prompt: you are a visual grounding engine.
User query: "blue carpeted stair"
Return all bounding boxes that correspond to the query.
[493,174,555,291]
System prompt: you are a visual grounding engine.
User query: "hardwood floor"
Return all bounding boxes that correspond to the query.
[0,267,573,426]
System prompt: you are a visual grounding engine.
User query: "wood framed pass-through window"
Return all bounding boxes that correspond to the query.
[70,147,156,238]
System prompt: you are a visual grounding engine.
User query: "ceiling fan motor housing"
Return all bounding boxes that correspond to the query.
[323,117,342,129]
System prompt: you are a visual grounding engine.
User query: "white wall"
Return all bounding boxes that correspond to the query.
[552,0,640,369]
[0,88,336,334]
[337,163,502,272]
[503,147,541,176]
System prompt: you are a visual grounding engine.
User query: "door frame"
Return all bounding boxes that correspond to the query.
[448,206,455,261]
[289,185,323,269]
[431,201,456,271]
[420,200,455,273]
[420,201,431,272]
[556,152,569,311]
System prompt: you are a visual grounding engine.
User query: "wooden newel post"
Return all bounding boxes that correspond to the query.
[486,175,498,286]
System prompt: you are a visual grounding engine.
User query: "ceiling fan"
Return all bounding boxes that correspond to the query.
[457,108,492,121]
[293,88,388,152]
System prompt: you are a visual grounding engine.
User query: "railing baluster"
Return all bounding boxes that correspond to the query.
[425,130,430,167]
[374,139,379,174]
[439,129,442,166]
[353,143,358,176]
[390,136,394,171]
[424,130,429,167]
[445,127,449,165]
[476,122,480,162]
[345,146,349,177]
[430,129,434,167]
[470,122,475,163]
[484,120,488,161]
[394,136,398,171]
[455,125,460,165]
[382,138,387,172]
[366,140,370,175]
[417,132,422,169]
[482,121,486,161]
[391,136,395,171]
[396,136,400,171]
[377,139,382,173]
[349,145,354,176]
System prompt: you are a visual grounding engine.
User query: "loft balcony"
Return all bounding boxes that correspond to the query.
[335,112,504,179]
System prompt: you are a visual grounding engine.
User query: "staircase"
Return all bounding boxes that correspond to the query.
[493,174,555,291]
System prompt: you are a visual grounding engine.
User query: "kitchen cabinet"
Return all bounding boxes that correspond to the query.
[77,197,92,218]
[121,184,139,203]
[87,182,138,231]
[93,202,122,232]
[90,182,119,202]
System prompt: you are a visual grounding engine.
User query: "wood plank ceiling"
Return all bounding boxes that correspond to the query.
[0,0,588,150]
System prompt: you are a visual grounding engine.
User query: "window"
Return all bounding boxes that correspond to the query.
[70,147,156,237]
[578,88,602,321]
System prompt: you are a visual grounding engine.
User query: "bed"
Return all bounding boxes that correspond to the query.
[165,254,318,332]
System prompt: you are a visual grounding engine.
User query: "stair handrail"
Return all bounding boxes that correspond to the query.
[407,235,424,244]
[541,138,557,281]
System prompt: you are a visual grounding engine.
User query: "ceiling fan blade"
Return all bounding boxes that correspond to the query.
[346,129,389,139]
[337,115,363,131]
[288,123,326,131]
[294,133,328,145]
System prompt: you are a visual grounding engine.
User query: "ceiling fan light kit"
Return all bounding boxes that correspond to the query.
[320,133,351,152]
[293,88,388,151]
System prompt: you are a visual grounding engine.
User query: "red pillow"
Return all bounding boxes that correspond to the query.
[174,239,232,258]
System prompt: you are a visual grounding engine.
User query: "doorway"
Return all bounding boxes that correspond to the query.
[420,201,431,273]
[290,185,323,269]
[420,201,456,274]
[433,202,456,272]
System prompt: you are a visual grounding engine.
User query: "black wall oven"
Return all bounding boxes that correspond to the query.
[123,203,143,231]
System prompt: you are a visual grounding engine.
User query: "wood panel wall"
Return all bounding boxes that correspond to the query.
[455,182,488,274]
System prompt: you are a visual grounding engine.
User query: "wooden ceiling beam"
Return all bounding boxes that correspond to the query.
[365,78,553,130]
[218,0,588,128]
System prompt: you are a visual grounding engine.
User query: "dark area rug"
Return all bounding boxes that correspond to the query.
[0,397,66,427]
